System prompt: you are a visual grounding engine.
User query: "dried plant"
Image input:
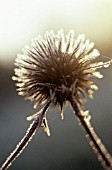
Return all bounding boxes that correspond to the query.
[1,30,112,170]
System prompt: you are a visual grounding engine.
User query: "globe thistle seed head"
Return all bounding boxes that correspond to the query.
[12,30,112,113]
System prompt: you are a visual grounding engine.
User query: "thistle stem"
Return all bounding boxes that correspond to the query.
[0,101,50,170]
[70,98,112,170]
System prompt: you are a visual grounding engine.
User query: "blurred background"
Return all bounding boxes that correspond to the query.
[0,0,112,169]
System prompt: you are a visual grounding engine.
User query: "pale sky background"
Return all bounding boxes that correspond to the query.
[0,0,112,65]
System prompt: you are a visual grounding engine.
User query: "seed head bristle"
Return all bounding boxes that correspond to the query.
[12,30,112,118]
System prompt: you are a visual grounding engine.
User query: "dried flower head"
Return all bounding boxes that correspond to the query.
[1,30,112,170]
[12,30,111,119]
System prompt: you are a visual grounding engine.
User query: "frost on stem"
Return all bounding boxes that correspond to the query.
[0,101,50,170]
[70,98,112,170]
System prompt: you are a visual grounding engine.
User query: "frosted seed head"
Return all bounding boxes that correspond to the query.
[12,30,112,112]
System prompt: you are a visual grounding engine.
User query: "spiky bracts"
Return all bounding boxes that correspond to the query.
[12,30,112,118]
[1,30,112,170]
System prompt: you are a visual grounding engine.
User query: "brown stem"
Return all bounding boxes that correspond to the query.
[0,101,50,170]
[70,98,112,170]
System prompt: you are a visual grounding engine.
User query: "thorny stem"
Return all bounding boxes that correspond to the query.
[70,98,112,170]
[0,101,51,170]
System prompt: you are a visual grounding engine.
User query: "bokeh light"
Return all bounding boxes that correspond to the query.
[0,0,112,64]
